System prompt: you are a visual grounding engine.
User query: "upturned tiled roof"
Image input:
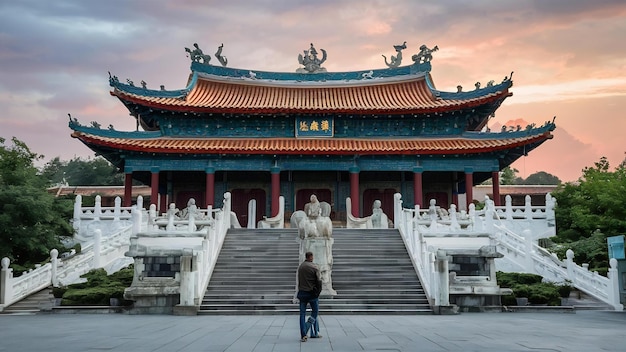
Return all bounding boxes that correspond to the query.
[111,75,509,115]
[71,131,552,156]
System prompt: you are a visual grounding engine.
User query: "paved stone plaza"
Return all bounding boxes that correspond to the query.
[1,311,624,351]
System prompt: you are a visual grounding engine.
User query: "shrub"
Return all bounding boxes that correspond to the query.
[58,265,133,306]
[528,283,560,305]
[557,283,573,298]
[52,286,67,298]
[497,272,543,287]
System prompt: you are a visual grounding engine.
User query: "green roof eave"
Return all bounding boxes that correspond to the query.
[68,119,161,139]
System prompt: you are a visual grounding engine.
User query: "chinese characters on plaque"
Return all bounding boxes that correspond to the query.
[295,117,334,137]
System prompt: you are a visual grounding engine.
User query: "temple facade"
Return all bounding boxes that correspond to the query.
[69,42,555,225]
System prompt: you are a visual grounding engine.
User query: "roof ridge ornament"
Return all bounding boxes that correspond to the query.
[215,43,228,67]
[382,41,406,68]
[412,44,438,64]
[297,43,327,73]
[185,43,211,65]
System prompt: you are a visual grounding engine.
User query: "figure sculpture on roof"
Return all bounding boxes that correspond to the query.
[297,43,327,73]
[412,44,439,64]
[382,41,406,68]
[185,43,211,64]
[214,43,228,67]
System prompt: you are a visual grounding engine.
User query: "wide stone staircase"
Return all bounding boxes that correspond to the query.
[198,228,432,315]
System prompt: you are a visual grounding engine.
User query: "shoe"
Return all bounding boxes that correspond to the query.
[310,335,322,338]
[301,336,308,342]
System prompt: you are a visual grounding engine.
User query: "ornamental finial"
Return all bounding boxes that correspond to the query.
[185,43,211,64]
[215,43,228,67]
[411,44,438,64]
[382,41,406,68]
[297,43,327,73]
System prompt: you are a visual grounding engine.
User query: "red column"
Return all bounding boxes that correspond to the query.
[492,171,501,206]
[465,168,474,209]
[150,168,159,210]
[413,166,423,207]
[123,172,133,207]
[205,168,215,207]
[349,166,360,217]
[270,166,280,217]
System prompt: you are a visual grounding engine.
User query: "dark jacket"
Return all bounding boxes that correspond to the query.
[297,260,321,293]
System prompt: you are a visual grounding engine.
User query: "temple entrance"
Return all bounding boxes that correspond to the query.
[231,188,266,227]
[363,188,396,221]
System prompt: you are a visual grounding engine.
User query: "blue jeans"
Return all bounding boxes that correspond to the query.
[297,291,319,338]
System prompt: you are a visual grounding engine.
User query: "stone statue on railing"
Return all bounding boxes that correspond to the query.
[370,200,390,229]
[292,194,336,297]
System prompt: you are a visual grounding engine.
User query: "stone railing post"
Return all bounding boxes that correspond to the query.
[93,229,102,269]
[449,204,460,231]
[505,195,513,220]
[608,258,624,310]
[136,195,143,211]
[223,192,232,229]
[435,250,450,306]
[524,195,532,219]
[565,249,576,283]
[247,199,256,229]
[94,195,102,220]
[1,257,13,306]
[393,193,402,229]
[73,194,83,231]
[50,249,59,287]
[132,205,141,235]
[545,193,555,221]
[179,250,195,306]
[114,196,121,222]
[523,229,534,272]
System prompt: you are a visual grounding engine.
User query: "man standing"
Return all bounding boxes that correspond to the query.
[297,251,322,342]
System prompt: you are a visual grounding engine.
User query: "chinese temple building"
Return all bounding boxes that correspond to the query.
[69,42,555,225]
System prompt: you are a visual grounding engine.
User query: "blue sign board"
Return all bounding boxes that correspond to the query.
[608,235,625,260]
[295,116,334,138]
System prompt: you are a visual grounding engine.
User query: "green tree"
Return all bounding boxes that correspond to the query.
[0,137,74,268]
[41,156,124,186]
[500,166,523,185]
[551,157,626,269]
[522,171,561,185]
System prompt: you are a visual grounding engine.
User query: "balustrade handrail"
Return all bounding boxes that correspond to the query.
[393,192,622,311]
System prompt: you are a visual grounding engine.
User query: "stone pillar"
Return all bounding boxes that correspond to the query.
[150,167,160,211]
[413,166,423,207]
[50,249,58,287]
[271,166,281,217]
[492,171,501,206]
[349,166,360,217]
[124,170,133,207]
[1,257,13,305]
[435,249,450,307]
[464,167,474,209]
[179,250,195,306]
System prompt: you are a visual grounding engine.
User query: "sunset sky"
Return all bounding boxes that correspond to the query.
[1,0,625,182]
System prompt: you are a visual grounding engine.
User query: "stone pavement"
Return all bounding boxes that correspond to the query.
[0,311,624,351]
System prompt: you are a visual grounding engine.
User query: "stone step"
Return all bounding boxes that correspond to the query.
[0,288,54,315]
[200,228,432,315]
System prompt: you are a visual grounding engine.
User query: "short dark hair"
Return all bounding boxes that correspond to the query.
[305,251,313,260]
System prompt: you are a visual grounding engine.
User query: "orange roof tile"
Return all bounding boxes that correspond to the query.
[72,131,552,156]
[112,75,509,114]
